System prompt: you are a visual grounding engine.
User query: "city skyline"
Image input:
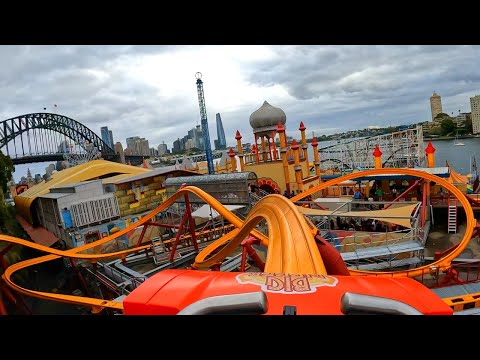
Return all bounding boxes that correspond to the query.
[1,45,480,149]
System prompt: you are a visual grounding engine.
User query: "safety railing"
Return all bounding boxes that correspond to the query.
[331,228,418,254]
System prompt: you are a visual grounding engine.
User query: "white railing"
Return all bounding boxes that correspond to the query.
[329,228,418,254]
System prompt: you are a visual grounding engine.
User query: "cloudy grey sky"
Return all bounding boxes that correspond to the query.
[1,45,479,151]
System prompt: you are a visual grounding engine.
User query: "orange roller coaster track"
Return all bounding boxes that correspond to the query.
[0,169,476,313]
[290,168,476,277]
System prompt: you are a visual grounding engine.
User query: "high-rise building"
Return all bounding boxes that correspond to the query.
[125,136,149,156]
[215,113,227,150]
[157,142,168,155]
[137,138,150,156]
[126,136,140,150]
[173,138,181,153]
[101,126,113,148]
[149,147,159,157]
[430,92,443,121]
[470,95,480,134]
[108,130,114,148]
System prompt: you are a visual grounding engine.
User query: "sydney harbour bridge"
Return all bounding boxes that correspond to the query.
[0,113,118,165]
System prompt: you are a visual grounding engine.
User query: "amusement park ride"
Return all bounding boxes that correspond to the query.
[1,78,479,315]
[0,168,478,315]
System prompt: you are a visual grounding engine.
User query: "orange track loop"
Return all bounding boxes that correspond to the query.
[0,186,267,312]
[290,168,476,277]
[193,194,327,275]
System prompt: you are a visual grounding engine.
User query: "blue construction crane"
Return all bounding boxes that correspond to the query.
[195,72,214,174]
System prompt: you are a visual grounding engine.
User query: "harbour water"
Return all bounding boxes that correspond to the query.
[425,137,479,174]
[11,137,480,182]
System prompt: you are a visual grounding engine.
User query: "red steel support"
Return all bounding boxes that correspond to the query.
[240,246,249,272]
[135,223,150,248]
[169,183,196,262]
[0,292,7,315]
[0,244,14,257]
[240,236,265,271]
[69,258,92,298]
[384,180,421,209]
[184,191,198,252]
[168,207,189,262]
[0,283,31,314]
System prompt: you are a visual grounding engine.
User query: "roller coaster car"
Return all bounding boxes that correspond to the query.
[122,269,453,315]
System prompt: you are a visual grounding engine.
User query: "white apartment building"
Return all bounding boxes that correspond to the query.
[471,95,480,134]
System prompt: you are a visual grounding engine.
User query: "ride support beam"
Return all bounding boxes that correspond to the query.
[69,258,92,298]
[384,180,421,209]
[0,282,31,314]
[240,236,265,272]
[135,223,150,248]
[0,292,7,315]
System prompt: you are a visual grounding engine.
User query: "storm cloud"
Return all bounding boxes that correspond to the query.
[1,45,479,151]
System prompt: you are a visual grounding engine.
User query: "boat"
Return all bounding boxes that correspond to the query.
[454,131,465,146]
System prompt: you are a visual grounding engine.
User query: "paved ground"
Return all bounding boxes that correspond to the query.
[424,214,480,259]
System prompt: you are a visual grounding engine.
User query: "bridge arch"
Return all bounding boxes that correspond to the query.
[0,113,116,162]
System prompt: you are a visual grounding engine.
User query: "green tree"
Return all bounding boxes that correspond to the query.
[440,118,456,136]
[0,151,15,201]
[429,126,442,135]
[434,112,450,121]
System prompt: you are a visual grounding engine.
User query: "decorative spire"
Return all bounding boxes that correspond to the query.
[425,141,436,154]
[277,122,285,133]
[235,130,242,140]
[228,148,235,157]
[311,137,318,147]
[299,121,306,131]
[291,139,299,150]
[373,145,382,157]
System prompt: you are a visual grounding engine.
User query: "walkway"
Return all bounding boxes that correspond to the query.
[16,215,59,247]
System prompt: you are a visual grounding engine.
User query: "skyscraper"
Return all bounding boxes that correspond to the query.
[430,92,443,121]
[470,95,480,134]
[101,126,110,147]
[100,126,114,148]
[157,142,168,155]
[215,113,226,150]
[108,130,114,148]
